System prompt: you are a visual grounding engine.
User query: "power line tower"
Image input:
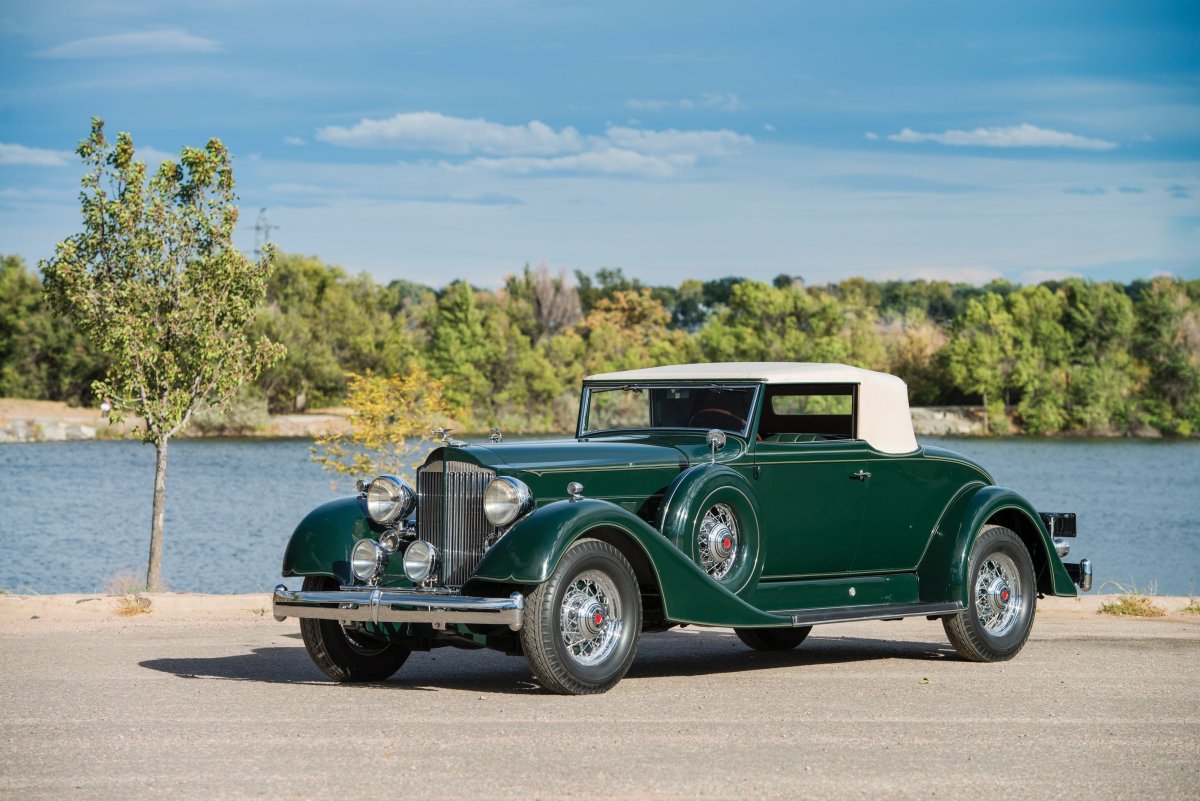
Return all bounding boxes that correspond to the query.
[253,207,280,259]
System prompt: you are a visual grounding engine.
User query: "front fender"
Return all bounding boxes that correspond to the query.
[470,498,786,627]
[918,484,1076,605]
[281,496,375,585]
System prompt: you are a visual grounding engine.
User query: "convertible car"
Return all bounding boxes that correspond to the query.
[273,362,1092,694]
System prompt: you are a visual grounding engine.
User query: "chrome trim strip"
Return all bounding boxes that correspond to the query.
[772,600,964,627]
[272,585,525,631]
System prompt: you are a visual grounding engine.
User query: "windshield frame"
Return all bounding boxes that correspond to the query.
[577,382,762,438]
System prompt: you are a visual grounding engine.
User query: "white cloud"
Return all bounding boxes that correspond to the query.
[35,29,221,59]
[764,123,776,132]
[604,127,751,158]
[864,131,879,141]
[315,111,752,177]
[456,149,697,178]
[627,92,742,112]
[701,92,742,112]
[887,123,1118,151]
[134,146,175,165]
[0,143,73,167]
[316,111,584,155]
[1017,269,1086,284]
[283,136,306,146]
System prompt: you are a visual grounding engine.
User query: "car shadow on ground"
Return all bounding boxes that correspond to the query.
[139,627,959,693]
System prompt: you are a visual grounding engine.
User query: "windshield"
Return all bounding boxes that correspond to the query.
[581,384,757,436]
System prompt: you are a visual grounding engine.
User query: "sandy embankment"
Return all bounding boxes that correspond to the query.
[1,591,1196,625]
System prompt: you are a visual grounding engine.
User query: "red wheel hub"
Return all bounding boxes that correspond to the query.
[593,612,604,625]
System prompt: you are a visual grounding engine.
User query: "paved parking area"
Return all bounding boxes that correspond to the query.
[1,597,1198,800]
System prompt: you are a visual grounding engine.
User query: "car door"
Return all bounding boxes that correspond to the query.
[851,448,986,573]
[752,383,868,578]
[755,439,869,577]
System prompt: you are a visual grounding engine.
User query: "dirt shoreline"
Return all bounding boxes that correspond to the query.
[1,591,1196,624]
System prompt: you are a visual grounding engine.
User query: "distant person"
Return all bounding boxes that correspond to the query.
[100,398,112,419]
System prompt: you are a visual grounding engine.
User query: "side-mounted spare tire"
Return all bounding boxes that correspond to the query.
[658,464,762,599]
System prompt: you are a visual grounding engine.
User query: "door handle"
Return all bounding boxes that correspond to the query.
[850,470,871,481]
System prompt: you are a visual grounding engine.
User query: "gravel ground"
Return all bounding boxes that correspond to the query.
[1,594,1197,801]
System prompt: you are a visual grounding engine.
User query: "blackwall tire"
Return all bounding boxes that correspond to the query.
[520,538,642,695]
[298,576,411,682]
[734,626,813,651]
[943,525,1037,662]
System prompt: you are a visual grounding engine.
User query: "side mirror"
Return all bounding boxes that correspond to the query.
[706,429,727,463]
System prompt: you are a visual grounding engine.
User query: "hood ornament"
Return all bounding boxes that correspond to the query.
[432,427,464,446]
[490,426,503,444]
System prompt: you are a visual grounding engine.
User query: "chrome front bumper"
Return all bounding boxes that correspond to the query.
[272,584,525,631]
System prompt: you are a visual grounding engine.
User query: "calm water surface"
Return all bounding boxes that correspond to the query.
[0,436,1196,594]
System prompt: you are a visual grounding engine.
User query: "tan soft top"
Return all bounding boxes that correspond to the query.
[586,362,918,454]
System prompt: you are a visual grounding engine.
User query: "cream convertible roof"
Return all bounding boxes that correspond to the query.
[585,362,918,455]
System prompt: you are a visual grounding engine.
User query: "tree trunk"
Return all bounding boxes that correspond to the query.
[146,436,169,591]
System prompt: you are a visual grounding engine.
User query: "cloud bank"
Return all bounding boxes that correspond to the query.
[317,111,752,177]
[887,123,1118,151]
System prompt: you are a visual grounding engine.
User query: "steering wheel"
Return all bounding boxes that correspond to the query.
[688,407,747,431]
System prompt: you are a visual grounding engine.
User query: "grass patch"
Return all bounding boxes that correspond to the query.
[114,594,152,617]
[104,570,147,596]
[1097,580,1167,618]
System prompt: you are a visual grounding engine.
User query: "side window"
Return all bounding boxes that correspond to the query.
[758,384,857,442]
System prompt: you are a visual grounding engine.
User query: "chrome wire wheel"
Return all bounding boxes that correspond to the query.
[698,503,739,580]
[559,569,624,667]
[973,551,1023,637]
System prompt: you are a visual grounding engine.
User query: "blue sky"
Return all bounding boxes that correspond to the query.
[1,0,1197,287]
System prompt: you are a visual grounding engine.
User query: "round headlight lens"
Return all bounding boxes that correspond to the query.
[350,538,388,582]
[403,540,439,583]
[483,477,533,527]
[365,475,416,525]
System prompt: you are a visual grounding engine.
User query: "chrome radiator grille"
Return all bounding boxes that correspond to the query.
[417,459,498,588]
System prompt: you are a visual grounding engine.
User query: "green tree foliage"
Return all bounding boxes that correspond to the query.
[7,230,1199,439]
[0,254,107,403]
[41,119,285,590]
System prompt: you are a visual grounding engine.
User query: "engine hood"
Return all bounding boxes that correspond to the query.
[424,433,747,507]
[436,436,689,474]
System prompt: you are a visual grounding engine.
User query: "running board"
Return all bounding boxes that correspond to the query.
[772,601,964,628]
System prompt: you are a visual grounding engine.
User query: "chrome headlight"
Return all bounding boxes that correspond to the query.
[350,538,388,582]
[364,475,416,525]
[484,477,534,527]
[403,540,439,583]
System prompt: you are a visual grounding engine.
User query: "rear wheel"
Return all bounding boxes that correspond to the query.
[734,626,813,651]
[298,576,411,682]
[521,539,642,695]
[943,525,1037,662]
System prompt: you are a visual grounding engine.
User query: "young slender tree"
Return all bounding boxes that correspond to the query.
[42,119,285,591]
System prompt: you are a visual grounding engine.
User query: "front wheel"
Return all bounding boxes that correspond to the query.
[521,539,642,695]
[298,576,411,682]
[943,525,1037,662]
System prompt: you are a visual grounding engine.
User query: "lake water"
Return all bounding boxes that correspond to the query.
[0,436,1196,595]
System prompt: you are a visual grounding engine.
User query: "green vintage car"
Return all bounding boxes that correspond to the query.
[273,362,1092,694]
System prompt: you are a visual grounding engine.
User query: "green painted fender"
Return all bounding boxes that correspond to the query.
[656,463,762,599]
[918,484,1077,605]
[469,498,788,628]
[281,496,375,585]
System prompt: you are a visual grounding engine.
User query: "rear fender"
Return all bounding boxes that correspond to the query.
[918,484,1077,604]
[469,498,786,627]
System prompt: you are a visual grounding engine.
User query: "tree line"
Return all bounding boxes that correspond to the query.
[2,251,1198,436]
